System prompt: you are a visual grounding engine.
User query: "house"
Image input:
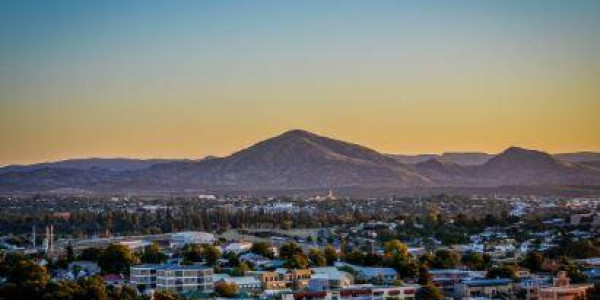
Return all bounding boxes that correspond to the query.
[239,252,271,269]
[335,263,398,284]
[309,267,354,291]
[102,274,126,286]
[214,274,262,294]
[455,278,514,299]
[248,268,312,291]
[67,261,100,275]
[248,271,288,290]
[223,242,252,254]
[275,268,313,290]
[428,269,482,295]
[538,271,592,300]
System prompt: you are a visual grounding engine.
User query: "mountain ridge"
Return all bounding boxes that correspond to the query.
[0,129,599,193]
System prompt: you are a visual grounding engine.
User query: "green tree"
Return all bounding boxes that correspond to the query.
[153,290,181,300]
[433,249,460,269]
[308,249,327,267]
[141,242,167,264]
[0,259,50,299]
[66,244,75,262]
[522,252,544,273]
[416,285,444,300]
[419,253,435,268]
[486,266,517,280]
[79,247,102,262]
[215,281,239,298]
[76,275,109,300]
[203,244,222,266]
[98,244,139,275]
[108,285,138,300]
[384,239,408,257]
[324,245,338,266]
[182,244,205,263]
[250,242,274,258]
[585,282,600,300]
[284,254,309,269]
[280,242,303,260]
[418,264,431,285]
[461,252,486,271]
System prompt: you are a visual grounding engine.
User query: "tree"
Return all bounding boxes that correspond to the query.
[308,249,327,267]
[79,247,103,262]
[280,242,303,260]
[232,261,251,276]
[215,281,239,298]
[462,252,486,271]
[0,259,50,299]
[418,264,431,285]
[486,266,517,280]
[250,242,274,258]
[66,244,75,262]
[585,282,600,300]
[433,249,460,269]
[324,246,338,266]
[182,244,205,263]
[522,251,544,273]
[108,285,138,300]
[561,263,587,284]
[141,242,167,264]
[399,261,419,279]
[284,254,309,269]
[154,290,181,300]
[76,275,109,300]
[416,285,444,300]
[203,244,222,266]
[384,239,408,257]
[419,253,435,268]
[98,244,139,275]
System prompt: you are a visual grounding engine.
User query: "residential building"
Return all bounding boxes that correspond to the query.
[130,264,214,294]
[282,285,419,300]
[214,274,262,294]
[309,267,354,291]
[538,271,592,300]
[455,278,514,299]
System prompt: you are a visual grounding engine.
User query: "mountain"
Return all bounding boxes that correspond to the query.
[133,129,431,190]
[392,152,492,166]
[0,130,599,194]
[555,152,600,163]
[0,158,186,174]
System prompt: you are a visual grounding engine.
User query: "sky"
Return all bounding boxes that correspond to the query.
[1,0,599,166]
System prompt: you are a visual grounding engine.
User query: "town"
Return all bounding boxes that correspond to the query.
[1,194,600,300]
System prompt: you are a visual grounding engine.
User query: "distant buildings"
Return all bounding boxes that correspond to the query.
[130,264,214,294]
[282,285,418,300]
[170,231,215,247]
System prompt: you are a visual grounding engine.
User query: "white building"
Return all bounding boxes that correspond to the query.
[224,242,253,254]
[170,231,215,247]
[130,264,214,294]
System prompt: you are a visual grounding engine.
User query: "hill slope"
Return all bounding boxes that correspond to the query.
[0,130,599,193]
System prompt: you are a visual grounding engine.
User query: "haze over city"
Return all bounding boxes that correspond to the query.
[1,0,599,166]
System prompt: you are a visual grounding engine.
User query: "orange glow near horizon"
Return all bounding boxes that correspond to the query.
[1,1,599,166]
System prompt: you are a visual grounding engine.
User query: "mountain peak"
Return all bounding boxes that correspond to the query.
[279,129,317,138]
[485,146,568,169]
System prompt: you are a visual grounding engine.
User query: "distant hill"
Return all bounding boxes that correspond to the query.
[0,158,186,174]
[555,152,600,163]
[0,130,599,194]
[392,152,493,166]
